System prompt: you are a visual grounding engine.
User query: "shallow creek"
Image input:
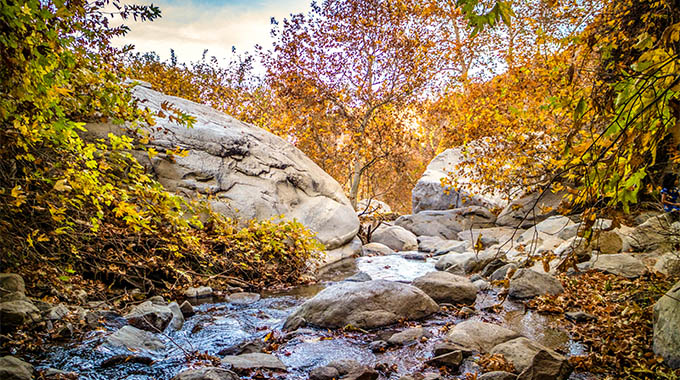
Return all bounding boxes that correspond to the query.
[34,254,595,379]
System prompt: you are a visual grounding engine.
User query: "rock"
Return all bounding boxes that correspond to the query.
[42,367,78,379]
[171,367,238,380]
[496,190,565,229]
[557,218,613,240]
[478,372,517,380]
[0,356,33,380]
[435,250,499,275]
[283,280,438,330]
[489,263,519,282]
[85,84,359,251]
[148,296,167,305]
[491,337,570,378]
[0,292,29,303]
[107,325,165,352]
[124,301,173,332]
[0,300,40,331]
[0,274,25,296]
[217,340,264,356]
[482,259,509,278]
[446,320,520,353]
[184,286,213,298]
[653,280,680,368]
[168,302,184,330]
[433,341,473,357]
[458,227,518,249]
[370,225,418,251]
[411,147,504,213]
[654,253,680,277]
[357,199,392,216]
[327,359,378,380]
[588,253,647,278]
[46,304,69,320]
[369,340,389,352]
[474,279,491,291]
[221,353,286,371]
[388,327,431,345]
[508,269,563,299]
[564,311,596,322]
[396,207,496,239]
[362,242,395,256]
[226,292,260,305]
[309,366,340,380]
[402,252,428,261]
[319,236,363,268]
[531,216,575,235]
[592,230,623,254]
[418,236,445,252]
[179,301,195,318]
[418,236,467,255]
[629,215,680,252]
[413,271,477,304]
[428,350,463,368]
[346,272,372,282]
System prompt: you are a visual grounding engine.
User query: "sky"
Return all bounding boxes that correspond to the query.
[112,0,312,63]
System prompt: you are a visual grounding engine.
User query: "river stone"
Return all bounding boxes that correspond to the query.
[388,327,432,345]
[362,242,395,256]
[185,286,213,298]
[491,337,570,377]
[418,236,446,253]
[654,280,680,368]
[107,325,165,352]
[321,236,363,267]
[489,263,519,282]
[171,367,239,380]
[395,207,496,239]
[168,302,184,330]
[221,353,286,370]
[309,366,340,380]
[458,227,519,248]
[496,189,565,228]
[327,359,378,380]
[508,269,563,299]
[0,274,25,296]
[226,292,260,305]
[413,271,477,304]
[370,225,418,251]
[479,372,517,380]
[435,250,499,275]
[446,320,520,353]
[357,199,392,216]
[0,300,40,330]
[85,83,359,251]
[0,356,33,380]
[46,304,69,321]
[346,272,372,282]
[629,215,680,252]
[588,254,647,278]
[411,147,504,213]
[179,301,195,318]
[283,280,438,330]
[654,253,680,277]
[125,301,173,332]
[0,292,29,303]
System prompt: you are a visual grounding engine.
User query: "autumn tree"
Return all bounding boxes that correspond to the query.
[261,0,458,209]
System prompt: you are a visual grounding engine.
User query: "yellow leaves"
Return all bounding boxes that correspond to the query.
[53,179,71,192]
[11,185,26,207]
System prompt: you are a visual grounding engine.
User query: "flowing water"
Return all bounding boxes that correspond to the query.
[33,254,594,379]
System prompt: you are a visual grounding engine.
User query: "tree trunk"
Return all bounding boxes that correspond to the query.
[348,152,363,210]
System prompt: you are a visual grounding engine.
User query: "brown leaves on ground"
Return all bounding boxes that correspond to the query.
[527,270,680,379]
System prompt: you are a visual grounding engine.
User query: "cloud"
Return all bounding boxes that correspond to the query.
[111,0,310,62]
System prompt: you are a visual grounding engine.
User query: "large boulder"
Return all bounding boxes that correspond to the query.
[412,148,504,214]
[221,353,286,371]
[319,236,362,267]
[446,320,520,353]
[0,274,25,296]
[370,225,418,252]
[106,325,166,352]
[654,280,680,368]
[362,242,395,256]
[356,199,392,216]
[630,215,680,252]
[654,252,680,277]
[458,227,519,249]
[435,250,499,275]
[496,190,565,229]
[418,236,468,255]
[84,83,358,251]
[0,301,40,331]
[491,337,571,379]
[395,206,496,239]
[283,280,438,330]
[124,301,173,332]
[587,253,647,278]
[0,356,33,380]
[508,269,564,299]
[413,271,478,305]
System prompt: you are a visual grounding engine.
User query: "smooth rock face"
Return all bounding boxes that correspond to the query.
[362,242,396,256]
[284,280,438,330]
[496,190,565,229]
[370,225,418,252]
[435,250,499,275]
[0,356,33,380]
[85,84,358,250]
[124,301,173,332]
[629,215,680,252]
[171,367,239,380]
[168,302,184,330]
[413,271,478,304]
[184,286,213,298]
[226,292,260,305]
[0,300,40,330]
[395,207,496,239]
[0,274,26,296]
[588,254,647,278]
[446,320,520,353]
[457,227,518,248]
[356,199,392,216]
[107,326,165,352]
[221,353,286,370]
[489,263,518,282]
[492,337,571,380]
[320,236,362,267]
[508,269,564,299]
[411,148,505,214]
[654,280,680,368]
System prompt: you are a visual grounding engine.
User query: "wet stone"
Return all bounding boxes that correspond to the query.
[221,353,286,371]
[226,292,260,305]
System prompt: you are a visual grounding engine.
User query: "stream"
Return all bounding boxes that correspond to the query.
[33,254,594,379]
